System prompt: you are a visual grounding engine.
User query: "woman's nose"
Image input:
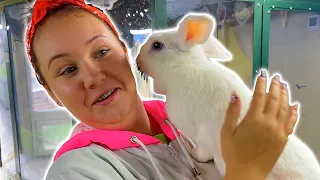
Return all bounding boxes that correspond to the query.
[82,60,107,89]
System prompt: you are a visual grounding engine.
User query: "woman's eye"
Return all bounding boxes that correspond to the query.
[96,48,110,58]
[60,67,77,76]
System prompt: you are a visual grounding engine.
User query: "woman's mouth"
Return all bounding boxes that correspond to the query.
[93,88,118,105]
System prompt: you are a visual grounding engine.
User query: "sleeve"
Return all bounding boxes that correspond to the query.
[45,145,138,180]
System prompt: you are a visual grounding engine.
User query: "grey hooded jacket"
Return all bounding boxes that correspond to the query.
[45,100,223,180]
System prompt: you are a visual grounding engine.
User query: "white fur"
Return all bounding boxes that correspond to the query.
[136,12,320,179]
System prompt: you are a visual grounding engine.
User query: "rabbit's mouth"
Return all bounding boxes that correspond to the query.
[136,63,149,82]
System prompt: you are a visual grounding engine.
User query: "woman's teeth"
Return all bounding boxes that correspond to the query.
[97,88,116,102]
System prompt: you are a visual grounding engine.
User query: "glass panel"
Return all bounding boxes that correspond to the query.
[4,3,73,180]
[0,13,18,178]
[217,1,254,89]
[167,0,255,89]
[42,124,70,150]
[267,10,320,161]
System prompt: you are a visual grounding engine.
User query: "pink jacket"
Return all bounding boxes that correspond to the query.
[54,100,179,161]
[46,100,222,180]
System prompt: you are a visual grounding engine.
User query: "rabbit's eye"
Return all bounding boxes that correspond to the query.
[152,41,164,51]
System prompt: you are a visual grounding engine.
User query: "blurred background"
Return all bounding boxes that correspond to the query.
[0,0,319,179]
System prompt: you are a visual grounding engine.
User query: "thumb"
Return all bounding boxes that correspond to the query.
[222,93,241,135]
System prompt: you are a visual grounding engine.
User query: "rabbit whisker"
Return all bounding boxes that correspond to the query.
[136,63,149,83]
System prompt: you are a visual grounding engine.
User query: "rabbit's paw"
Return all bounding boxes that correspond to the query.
[190,147,213,163]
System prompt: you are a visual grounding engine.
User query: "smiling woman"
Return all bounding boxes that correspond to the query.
[30,4,151,133]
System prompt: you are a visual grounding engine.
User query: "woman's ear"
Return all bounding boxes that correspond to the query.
[119,40,128,54]
[119,40,130,65]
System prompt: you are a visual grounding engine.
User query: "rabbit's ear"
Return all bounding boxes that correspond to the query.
[177,13,215,48]
[203,37,233,61]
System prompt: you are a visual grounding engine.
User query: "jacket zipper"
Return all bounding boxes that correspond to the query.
[167,143,196,179]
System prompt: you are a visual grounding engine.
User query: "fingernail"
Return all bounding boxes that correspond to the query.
[260,70,267,78]
[281,83,287,90]
[274,75,280,81]
[231,95,238,103]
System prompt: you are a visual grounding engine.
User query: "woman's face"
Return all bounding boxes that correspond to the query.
[33,9,138,130]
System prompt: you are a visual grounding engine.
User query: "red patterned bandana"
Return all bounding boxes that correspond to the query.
[25,0,119,68]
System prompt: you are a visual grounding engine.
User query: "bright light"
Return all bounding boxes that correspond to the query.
[0,24,10,30]
[140,12,144,17]
[130,29,152,34]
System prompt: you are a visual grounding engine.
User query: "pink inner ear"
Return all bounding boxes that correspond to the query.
[186,21,199,41]
[185,20,210,42]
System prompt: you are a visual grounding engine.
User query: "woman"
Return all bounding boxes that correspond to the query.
[25,0,298,179]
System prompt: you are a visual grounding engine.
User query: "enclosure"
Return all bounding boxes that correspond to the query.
[0,0,319,179]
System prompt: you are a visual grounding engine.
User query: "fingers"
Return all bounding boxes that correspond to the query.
[222,92,241,135]
[284,104,299,135]
[264,75,282,117]
[250,70,267,114]
[277,82,289,123]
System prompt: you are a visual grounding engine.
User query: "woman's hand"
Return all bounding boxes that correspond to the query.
[221,71,298,179]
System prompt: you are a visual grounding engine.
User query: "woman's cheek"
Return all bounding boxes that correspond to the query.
[55,82,81,104]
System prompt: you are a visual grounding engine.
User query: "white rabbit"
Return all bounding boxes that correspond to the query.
[135,12,320,179]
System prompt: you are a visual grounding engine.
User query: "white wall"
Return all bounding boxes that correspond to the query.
[268,11,320,161]
[236,10,320,161]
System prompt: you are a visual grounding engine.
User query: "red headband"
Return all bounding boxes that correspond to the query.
[25,0,120,68]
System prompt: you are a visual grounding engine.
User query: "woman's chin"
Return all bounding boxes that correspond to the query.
[90,117,134,131]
